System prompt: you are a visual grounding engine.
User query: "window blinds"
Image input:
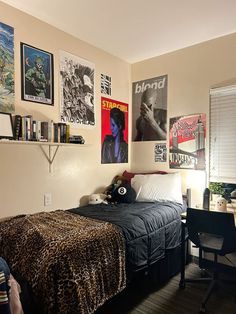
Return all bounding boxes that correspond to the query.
[209,85,236,183]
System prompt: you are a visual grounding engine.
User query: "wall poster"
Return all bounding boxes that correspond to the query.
[169,113,206,170]
[21,43,54,105]
[132,75,167,141]
[60,50,95,127]
[101,97,128,164]
[154,143,167,162]
[101,73,111,95]
[0,22,14,113]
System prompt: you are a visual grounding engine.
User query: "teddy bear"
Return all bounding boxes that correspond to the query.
[88,193,108,205]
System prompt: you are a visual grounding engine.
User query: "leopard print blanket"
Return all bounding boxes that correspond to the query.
[0,210,126,314]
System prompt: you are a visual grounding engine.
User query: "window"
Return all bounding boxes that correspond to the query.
[209,85,236,183]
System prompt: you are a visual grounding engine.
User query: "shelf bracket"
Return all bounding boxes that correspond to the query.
[39,144,59,172]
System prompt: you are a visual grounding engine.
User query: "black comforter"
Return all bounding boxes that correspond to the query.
[70,201,186,275]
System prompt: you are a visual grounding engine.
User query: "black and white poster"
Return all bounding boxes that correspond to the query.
[132,75,168,141]
[101,73,111,95]
[60,50,95,127]
[154,143,167,162]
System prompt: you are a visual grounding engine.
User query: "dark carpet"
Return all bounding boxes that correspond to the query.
[97,263,236,314]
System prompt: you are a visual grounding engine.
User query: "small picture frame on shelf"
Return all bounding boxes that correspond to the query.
[0,112,14,139]
[20,42,54,105]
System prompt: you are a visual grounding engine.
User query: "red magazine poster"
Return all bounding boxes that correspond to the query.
[101,97,128,164]
[169,113,206,170]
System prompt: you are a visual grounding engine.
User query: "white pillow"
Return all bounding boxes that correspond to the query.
[131,173,183,204]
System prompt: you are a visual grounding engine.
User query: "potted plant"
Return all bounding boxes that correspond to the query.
[209,182,224,202]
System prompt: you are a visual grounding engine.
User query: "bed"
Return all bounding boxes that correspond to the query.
[0,172,187,314]
[70,200,186,279]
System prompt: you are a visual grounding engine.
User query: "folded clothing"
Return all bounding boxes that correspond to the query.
[0,257,10,280]
[0,257,24,314]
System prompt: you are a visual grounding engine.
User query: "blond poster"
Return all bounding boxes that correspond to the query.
[169,113,206,170]
[132,75,167,141]
[101,97,128,164]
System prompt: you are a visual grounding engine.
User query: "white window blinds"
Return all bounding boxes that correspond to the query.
[209,85,236,183]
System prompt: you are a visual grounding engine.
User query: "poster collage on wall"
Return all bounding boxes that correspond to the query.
[131,74,206,170]
[0,20,206,168]
[0,20,129,164]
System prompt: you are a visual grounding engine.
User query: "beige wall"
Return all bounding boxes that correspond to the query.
[2,1,236,218]
[0,2,131,218]
[131,33,236,207]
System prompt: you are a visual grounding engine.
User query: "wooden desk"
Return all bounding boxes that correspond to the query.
[209,208,236,226]
[210,200,236,225]
[179,209,236,288]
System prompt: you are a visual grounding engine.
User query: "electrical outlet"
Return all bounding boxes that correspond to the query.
[44,193,52,206]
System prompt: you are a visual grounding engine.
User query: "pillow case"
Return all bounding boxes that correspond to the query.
[131,172,183,204]
[122,170,167,183]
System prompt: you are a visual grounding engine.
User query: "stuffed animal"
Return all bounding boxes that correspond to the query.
[109,182,136,204]
[215,196,227,211]
[88,193,108,205]
[105,175,128,200]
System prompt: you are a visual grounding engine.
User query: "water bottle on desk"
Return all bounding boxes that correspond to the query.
[203,188,210,210]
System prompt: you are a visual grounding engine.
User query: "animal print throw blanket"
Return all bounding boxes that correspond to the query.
[0,210,126,314]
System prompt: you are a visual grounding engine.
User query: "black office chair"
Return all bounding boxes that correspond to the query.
[182,208,236,313]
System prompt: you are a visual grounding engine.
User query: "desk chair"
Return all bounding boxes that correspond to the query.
[182,208,236,313]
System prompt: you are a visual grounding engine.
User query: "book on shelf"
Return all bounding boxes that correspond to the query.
[12,115,22,140]
[32,120,37,141]
[41,122,49,141]
[48,120,54,142]
[36,121,41,141]
[53,123,59,143]
[66,124,70,143]
[58,123,67,143]
[26,115,32,141]
[21,116,27,141]
[11,115,72,144]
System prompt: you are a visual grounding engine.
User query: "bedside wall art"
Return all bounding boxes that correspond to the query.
[0,22,14,113]
[21,43,54,105]
[59,50,95,127]
[169,113,206,170]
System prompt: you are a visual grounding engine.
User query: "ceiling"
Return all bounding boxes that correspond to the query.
[2,0,236,63]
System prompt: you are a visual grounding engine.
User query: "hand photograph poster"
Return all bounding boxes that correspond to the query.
[101,97,128,164]
[0,22,14,113]
[60,50,95,127]
[169,113,206,170]
[132,75,167,141]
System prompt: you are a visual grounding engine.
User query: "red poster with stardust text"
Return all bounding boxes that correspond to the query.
[101,97,128,164]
